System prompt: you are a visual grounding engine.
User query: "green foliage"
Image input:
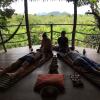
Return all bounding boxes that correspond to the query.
[0,0,14,7]
[0,0,99,51]
[0,0,15,31]
[0,14,99,50]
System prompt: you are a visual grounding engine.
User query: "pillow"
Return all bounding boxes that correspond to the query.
[34,74,65,93]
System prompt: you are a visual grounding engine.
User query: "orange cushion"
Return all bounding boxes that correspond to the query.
[34,74,65,93]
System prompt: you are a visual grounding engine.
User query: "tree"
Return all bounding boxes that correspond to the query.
[16,0,99,50]
[90,2,100,30]
[67,0,99,50]
[0,0,15,30]
[24,0,32,49]
[85,1,100,53]
[0,0,99,50]
[0,0,15,52]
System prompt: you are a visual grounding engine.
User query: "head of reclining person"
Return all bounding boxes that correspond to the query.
[40,85,60,100]
[67,50,80,60]
[49,65,59,74]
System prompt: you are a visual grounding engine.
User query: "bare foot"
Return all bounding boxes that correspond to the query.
[40,57,45,62]
[6,73,15,79]
[0,70,4,76]
[97,67,100,71]
[0,69,3,71]
[0,67,3,70]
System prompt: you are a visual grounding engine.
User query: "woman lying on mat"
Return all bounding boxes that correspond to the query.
[67,51,100,72]
[0,51,42,78]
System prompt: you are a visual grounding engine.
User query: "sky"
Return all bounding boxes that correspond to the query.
[10,1,91,15]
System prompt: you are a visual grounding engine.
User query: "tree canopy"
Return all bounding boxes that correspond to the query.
[0,0,15,30]
[0,0,99,30]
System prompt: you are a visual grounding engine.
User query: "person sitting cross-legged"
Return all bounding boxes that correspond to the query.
[58,31,69,53]
[40,32,53,61]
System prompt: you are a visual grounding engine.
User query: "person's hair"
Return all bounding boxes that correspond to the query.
[40,85,59,100]
[42,32,47,38]
[61,31,66,36]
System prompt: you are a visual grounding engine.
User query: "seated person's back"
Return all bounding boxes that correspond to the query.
[58,31,68,53]
[41,32,52,56]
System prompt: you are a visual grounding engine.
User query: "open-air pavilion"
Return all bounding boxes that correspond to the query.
[0,0,100,100]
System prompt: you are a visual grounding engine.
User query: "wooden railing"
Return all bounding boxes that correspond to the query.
[0,23,100,52]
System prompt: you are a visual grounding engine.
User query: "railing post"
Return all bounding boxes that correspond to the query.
[24,0,32,51]
[50,24,53,43]
[0,30,7,52]
[71,0,78,50]
[97,44,100,53]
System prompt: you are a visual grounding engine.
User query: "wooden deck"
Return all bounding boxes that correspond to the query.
[0,46,100,67]
[0,46,100,100]
[0,45,40,68]
[75,47,100,63]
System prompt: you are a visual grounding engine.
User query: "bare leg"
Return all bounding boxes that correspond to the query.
[7,61,29,78]
[6,52,42,78]
[0,60,23,76]
[0,67,4,70]
[7,67,24,78]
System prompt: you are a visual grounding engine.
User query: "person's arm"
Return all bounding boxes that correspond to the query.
[65,53,73,64]
[40,39,43,49]
[48,39,52,49]
[0,59,23,75]
[34,51,42,60]
[65,37,69,47]
[58,38,60,45]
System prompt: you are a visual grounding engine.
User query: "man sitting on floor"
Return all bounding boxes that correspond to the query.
[58,31,69,53]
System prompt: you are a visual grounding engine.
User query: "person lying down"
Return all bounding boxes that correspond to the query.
[62,51,100,72]
[0,51,42,78]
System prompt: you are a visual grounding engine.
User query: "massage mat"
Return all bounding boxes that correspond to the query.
[58,53,100,88]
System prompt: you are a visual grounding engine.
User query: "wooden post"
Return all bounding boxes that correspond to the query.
[97,44,100,53]
[50,24,53,43]
[24,0,32,50]
[71,0,78,50]
[0,30,7,52]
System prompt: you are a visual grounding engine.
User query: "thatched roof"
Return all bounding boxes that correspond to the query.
[16,0,99,6]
